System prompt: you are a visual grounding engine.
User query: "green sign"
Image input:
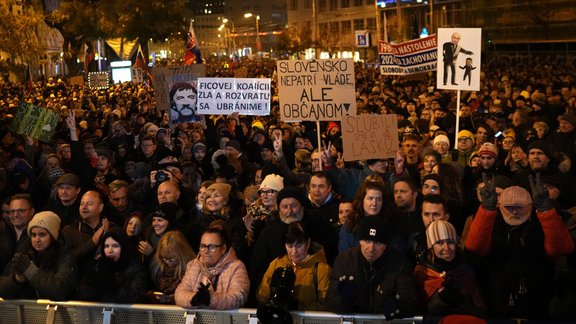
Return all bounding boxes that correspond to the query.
[11,103,60,143]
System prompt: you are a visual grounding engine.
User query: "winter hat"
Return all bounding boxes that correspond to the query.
[502,128,516,140]
[558,113,576,127]
[192,142,206,154]
[357,216,389,244]
[327,122,340,133]
[478,142,498,159]
[426,220,458,248]
[208,183,232,201]
[251,120,265,131]
[457,130,475,142]
[498,186,532,207]
[527,140,552,159]
[276,187,307,209]
[225,139,242,153]
[152,202,179,224]
[28,211,61,240]
[55,173,80,187]
[47,168,66,185]
[433,134,450,146]
[259,174,284,192]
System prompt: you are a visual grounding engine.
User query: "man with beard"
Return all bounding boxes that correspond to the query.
[465,174,573,319]
[169,82,202,124]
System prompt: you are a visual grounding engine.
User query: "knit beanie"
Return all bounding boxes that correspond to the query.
[276,187,307,209]
[426,220,457,248]
[478,142,498,159]
[527,140,552,160]
[208,183,232,201]
[357,216,389,244]
[28,211,61,240]
[433,134,450,146]
[260,174,284,192]
[457,130,475,142]
[152,202,179,224]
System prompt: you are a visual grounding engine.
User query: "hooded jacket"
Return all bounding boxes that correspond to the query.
[257,242,331,311]
[175,247,249,310]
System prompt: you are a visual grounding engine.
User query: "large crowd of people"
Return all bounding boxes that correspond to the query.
[0,56,575,321]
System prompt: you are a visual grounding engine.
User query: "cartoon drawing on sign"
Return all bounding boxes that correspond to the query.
[169,81,203,124]
[459,57,477,86]
[442,32,473,86]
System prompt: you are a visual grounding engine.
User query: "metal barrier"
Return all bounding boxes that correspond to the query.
[0,300,424,324]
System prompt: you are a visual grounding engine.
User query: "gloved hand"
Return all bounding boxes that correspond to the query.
[480,173,498,211]
[336,275,357,307]
[11,253,32,275]
[382,294,401,320]
[438,285,464,308]
[191,282,211,306]
[529,173,553,211]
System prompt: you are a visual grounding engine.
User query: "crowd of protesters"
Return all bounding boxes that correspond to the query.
[0,55,575,321]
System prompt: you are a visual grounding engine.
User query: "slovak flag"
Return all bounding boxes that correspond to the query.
[25,65,34,91]
[184,21,202,65]
[84,45,94,72]
[133,45,146,68]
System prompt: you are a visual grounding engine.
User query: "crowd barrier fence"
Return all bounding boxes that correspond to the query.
[0,300,423,324]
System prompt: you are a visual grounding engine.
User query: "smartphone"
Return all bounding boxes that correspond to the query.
[494,131,502,138]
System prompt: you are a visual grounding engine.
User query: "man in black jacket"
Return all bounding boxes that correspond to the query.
[327,216,421,318]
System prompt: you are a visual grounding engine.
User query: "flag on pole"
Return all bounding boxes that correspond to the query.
[133,45,146,68]
[184,21,202,65]
[25,65,34,92]
[84,44,95,73]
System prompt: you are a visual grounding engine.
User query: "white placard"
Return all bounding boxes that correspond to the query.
[277,58,356,121]
[196,78,271,115]
[436,28,482,91]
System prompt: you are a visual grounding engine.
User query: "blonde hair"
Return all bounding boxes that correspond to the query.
[150,231,196,281]
[202,188,230,217]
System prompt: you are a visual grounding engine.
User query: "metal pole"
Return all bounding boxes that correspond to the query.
[454,90,461,150]
[375,2,381,43]
[430,0,434,33]
[255,16,261,55]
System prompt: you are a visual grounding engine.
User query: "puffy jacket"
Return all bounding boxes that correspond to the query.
[257,243,331,310]
[175,247,249,310]
[327,246,421,316]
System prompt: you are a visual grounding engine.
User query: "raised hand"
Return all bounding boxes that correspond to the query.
[480,173,497,211]
[529,173,553,211]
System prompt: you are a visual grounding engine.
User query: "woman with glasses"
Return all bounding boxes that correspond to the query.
[148,231,196,304]
[257,221,331,310]
[244,174,284,247]
[175,226,249,309]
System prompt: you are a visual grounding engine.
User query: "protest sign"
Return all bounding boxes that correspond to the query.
[341,114,399,161]
[131,68,143,83]
[69,75,84,86]
[11,103,60,143]
[151,65,205,125]
[88,72,109,89]
[277,58,356,121]
[196,78,271,116]
[379,35,438,75]
[436,28,482,91]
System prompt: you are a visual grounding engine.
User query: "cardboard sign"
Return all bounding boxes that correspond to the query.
[88,72,109,89]
[196,78,271,116]
[11,103,60,143]
[131,68,143,83]
[151,65,206,125]
[436,28,482,91]
[379,35,438,75]
[69,75,84,86]
[277,58,356,121]
[341,114,399,161]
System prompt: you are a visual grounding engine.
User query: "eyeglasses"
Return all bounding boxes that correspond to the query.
[199,244,223,253]
[9,208,30,215]
[259,190,276,196]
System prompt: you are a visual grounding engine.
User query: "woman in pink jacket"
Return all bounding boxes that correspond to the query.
[175,226,250,309]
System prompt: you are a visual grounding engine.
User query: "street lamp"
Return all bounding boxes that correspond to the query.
[220,18,236,55]
[244,13,260,55]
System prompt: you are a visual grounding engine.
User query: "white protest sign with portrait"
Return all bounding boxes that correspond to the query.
[341,114,399,161]
[196,78,271,116]
[277,58,356,121]
[436,28,482,91]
